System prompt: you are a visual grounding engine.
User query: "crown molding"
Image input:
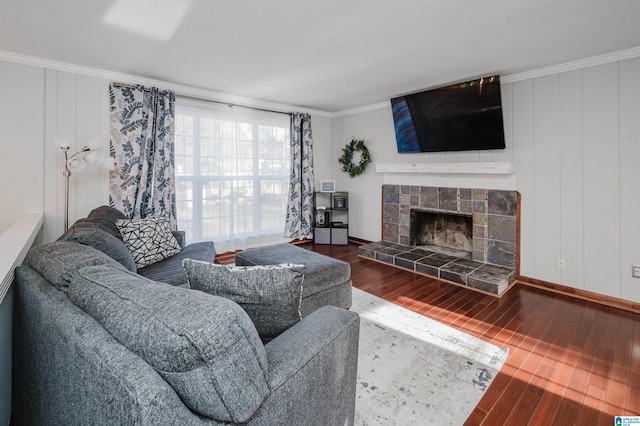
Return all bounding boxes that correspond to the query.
[332,46,640,117]
[3,45,640,119]
[329,101,391,118]
[0,50,333,118]
[500,45,640,83]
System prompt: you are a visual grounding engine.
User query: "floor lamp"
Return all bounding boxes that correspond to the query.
[59,138,108,231]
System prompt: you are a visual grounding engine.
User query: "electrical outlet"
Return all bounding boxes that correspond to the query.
[632,265,640,279]
[556,257,565,270]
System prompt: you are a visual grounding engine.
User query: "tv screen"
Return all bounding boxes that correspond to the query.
[391,75,506,153]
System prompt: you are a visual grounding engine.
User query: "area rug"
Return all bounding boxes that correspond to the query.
[350,288,508,425]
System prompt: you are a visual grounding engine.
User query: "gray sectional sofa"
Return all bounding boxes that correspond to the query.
[12,207,360,425]
[57,205,216,285]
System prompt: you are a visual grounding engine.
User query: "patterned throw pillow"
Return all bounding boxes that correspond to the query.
[115,215,182,269]
[183,259,305,340]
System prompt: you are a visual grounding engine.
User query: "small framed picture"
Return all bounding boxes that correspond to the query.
[320,180,335,193]
[333,196,347,210]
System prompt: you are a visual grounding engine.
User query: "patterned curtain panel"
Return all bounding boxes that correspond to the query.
[109,83,177,228]
[284,112,314,239]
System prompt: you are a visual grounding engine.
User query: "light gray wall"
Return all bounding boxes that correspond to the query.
[331,57,640,303]
[42,71,112,242]
[307,114,332,191]
[0,61,45,230]
[0,61,112,239]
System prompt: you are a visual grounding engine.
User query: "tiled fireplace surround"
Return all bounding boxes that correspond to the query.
[358,185,520,296]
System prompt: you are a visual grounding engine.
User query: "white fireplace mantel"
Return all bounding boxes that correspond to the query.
[376,162,514,175]
[376,162,517,190]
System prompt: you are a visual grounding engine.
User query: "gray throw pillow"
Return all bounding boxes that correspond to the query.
[84,205,128,240]
[115,215,181,269]
[183,259,305,339]
[68,265,269,423]
[24,241,126,291]
[58,221,137,271]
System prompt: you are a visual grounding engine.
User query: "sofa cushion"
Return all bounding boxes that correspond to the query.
[183,259,305,340]
[84,205,128,240]
[235,243,352,297]
[138,241,216,285]
[23,241,126,291]
[115,215,182,269]
[58,221,137,272]
[68,265,269,423]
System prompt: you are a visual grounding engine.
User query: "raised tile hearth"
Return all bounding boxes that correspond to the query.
[359,241,516,295]
[358,184,520,296]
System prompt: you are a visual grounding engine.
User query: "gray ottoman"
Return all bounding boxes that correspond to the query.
[235,243,352,317]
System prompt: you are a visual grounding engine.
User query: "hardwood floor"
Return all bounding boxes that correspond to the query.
[300,242,640,425]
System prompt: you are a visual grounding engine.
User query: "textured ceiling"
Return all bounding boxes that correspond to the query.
[1,0,640,112]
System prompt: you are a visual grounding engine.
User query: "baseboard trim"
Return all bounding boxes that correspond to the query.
[517,275,640,315]
[347,236,371,245]
[218,239,640,314]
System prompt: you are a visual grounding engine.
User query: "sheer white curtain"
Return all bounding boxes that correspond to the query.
[174,98,292,253]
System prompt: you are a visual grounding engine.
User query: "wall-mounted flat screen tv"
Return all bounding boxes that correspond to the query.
[391,75,505,153]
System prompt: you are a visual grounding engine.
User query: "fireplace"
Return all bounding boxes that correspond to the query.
[410,209,473,258]
[359,185,520,296]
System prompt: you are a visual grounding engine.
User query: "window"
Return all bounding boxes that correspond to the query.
[174,99,292,253]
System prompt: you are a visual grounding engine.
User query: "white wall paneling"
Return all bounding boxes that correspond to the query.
[532,74,562,283]
[333,55,640,303]
[559,70,585,290]
[618,57,640,302]
[309,115,333,191]
[510,79,536,279]
[0,61,45,230]
[43,69,59,242]
[43,70,110,242]
[74,75,110,223]
[331,108,387,241]
[582,63,621,298]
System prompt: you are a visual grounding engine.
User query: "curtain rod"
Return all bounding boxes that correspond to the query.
[111,82,292,116]
[111,82,173,95]
[179,94,292,116]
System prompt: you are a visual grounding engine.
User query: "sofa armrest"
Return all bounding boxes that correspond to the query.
[13,266,215,426]
[251,306,360,425]
[171,230,186,249]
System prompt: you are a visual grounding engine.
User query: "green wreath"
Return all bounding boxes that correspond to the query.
[338,138,372,178]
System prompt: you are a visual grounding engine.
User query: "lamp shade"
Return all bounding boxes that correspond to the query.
[67,157,86,173]
[85,150,105,165]
[56,135,70,150]
[86,136,102,151]
[103,156,116,170]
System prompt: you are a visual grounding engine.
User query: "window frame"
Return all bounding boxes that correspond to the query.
[174,99,292,249]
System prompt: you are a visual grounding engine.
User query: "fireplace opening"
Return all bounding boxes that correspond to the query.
[410,209,473,259]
